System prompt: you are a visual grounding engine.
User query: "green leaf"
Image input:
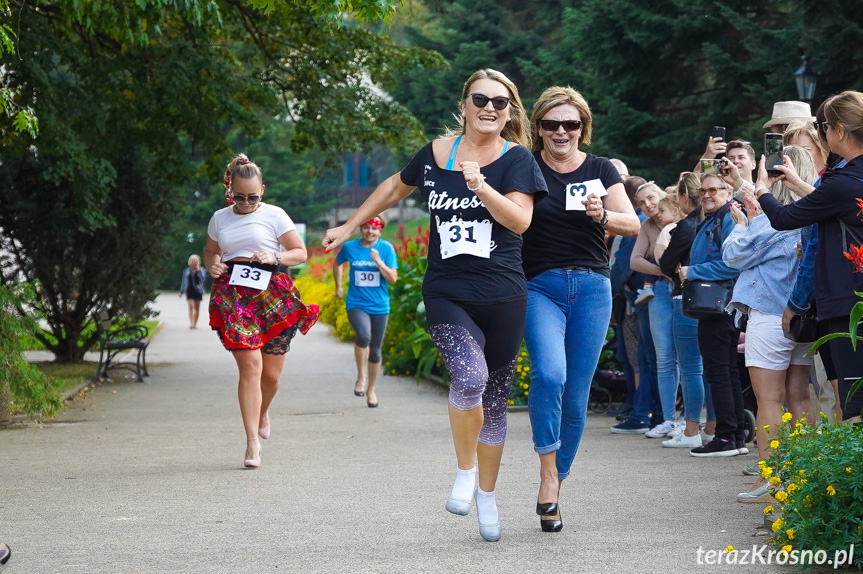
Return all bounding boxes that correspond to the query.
[849,301,863,351]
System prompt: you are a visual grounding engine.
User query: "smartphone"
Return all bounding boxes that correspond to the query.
[712,126,726,159]
[765,133,784,176]
[700,158,724,175]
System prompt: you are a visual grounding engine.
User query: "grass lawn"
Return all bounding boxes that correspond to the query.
[20,319,159,351]
[31,362,99,398]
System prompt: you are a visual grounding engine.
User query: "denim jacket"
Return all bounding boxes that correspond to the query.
[787,224,816,313]
[688,203,739,283]
[723,214,801,316]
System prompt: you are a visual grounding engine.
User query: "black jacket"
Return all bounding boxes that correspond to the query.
[760,154,863,320]
[659,209,702,296]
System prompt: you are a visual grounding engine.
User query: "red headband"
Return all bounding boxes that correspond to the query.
[363,218,384,230]
[224,157,253,204]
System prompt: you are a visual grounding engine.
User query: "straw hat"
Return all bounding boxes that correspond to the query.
[763,101,816,128]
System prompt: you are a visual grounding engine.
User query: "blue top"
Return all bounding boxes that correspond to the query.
[337,238,398,314]
[445,136,510,170]
[723,214,800,316]
[688,203,740,283]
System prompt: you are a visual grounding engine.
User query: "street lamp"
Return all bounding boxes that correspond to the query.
[794,56,818,103]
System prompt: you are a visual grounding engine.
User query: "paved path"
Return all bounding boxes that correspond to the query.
[1,292,784,573]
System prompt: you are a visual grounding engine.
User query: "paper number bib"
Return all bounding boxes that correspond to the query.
[438,220,493,259]
[565,179,608,211]
[228,264,272,291]
[355,270,381,287]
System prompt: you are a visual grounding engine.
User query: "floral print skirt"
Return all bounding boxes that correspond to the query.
[209,272,319,351]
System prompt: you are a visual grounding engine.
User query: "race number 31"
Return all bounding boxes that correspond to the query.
[438,220,492,259]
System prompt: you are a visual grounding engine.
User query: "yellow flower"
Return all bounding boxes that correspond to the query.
[827,485,836,496]
[787,483,798,494]
[761,466,773,479]
[758,460,767,469]
[847,467,852,473]
[782,412,792,422]
[770,440,780,449]
[782,545,793,553]
[725,545,735,553]
[769,476,781,487]
[772,518,784,532]
[763,424,770,431]
[764,505,774,514]
[786,529,795,540]
[774,491,788,502]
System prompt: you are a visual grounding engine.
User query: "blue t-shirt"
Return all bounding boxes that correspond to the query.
[337,238,398,314]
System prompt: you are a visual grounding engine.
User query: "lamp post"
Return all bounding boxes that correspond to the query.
[794,56,818,104]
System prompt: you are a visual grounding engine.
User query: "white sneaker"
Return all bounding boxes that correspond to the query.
[645,420,677,438]
[662,433,702,448]
[700,431,715,445]
[667,424,686,438]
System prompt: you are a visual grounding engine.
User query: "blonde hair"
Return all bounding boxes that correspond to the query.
[825,90,863,146]
[677,172,703,219]
[453,69,530,148]
[226,154,262,187]
[188,254,201,266]
[530,86,593,152]
[634,181,665,202]
[783,120,828,166]
[769,145,817,206]
[659,192,680,212]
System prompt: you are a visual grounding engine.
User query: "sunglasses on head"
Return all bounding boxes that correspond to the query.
[231,194,260,205]
[538,119,583,133]
[469,93,511,111]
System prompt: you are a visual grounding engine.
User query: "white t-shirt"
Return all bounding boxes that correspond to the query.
[207,203,295,261]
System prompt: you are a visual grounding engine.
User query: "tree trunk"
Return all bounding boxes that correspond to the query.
[0,379,11,424]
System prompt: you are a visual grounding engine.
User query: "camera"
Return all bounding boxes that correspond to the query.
[765,133,784,177]
[700,158,728,176]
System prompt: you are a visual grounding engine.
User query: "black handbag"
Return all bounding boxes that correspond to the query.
[786,308,818,343]
[681,280,731,320]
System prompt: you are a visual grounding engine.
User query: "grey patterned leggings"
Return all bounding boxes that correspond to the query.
[425,297,526,446]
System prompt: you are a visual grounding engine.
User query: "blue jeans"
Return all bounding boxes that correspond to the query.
[648,279,679,420]
[629,293,661,426]
[526,268,612,480]
[671,297,715,423]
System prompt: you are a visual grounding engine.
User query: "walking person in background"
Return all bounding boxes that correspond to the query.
[522,86,639,533]
[323,69,547,542]
[179,254,207,329]
[334,214,399,407]
[205,154,320,469]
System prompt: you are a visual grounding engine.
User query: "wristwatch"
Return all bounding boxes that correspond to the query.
[273,251,282,264]
[599,208,609,226]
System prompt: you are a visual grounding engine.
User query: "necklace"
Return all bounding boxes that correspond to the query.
[233,202,262,216]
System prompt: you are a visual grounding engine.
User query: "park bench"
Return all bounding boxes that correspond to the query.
[92,309,150,383]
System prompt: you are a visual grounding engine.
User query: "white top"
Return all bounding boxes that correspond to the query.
[654,222,678,264]
[207,203,295,261]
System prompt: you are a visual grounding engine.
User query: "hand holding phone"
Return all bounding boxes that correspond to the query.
[711,126,727,159]
[765,133,784,176]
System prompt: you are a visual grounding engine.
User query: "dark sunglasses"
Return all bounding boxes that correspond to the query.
[538,119,583,133]
[817,122,831,135]
[470,93,511,111]
[231,194,260,205]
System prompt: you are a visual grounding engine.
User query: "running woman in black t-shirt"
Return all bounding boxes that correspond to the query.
[323,69,547,542]
[521,87,640,533]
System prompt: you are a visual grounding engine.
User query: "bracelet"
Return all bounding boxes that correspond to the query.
[599,208,609,226]
[755,186,768,196]
[467,175,485,192]
[273,251,281,263]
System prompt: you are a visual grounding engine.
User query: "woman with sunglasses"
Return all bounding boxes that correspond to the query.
[205,154,320,468]
[333,214,398,407]
[756,90,863,423]
[521,86,640,532]
[322,69,546,542]
[678,174,744,457]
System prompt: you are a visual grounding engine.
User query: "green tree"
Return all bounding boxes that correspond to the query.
[0,0,441,361]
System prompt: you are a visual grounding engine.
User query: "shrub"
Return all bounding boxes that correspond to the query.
[763,414,863,567]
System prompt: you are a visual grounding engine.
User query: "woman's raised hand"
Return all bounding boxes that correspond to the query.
[729,202,747,225]
[459,161,484,192]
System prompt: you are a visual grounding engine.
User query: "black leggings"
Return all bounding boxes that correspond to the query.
[828,315,863,419]
[347,308,389,363]
[425,297,526,446]
[697,313,744,442]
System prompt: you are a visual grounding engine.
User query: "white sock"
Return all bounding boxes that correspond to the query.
[450,466,477,502]
[475,487,499,525]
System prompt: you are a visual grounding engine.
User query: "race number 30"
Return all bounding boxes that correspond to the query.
[355,270,381,287]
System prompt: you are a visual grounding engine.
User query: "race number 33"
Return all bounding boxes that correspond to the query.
[355,270,381,287]
[438,220,492,259]
[228,264,272,290]
[565,179,608,211]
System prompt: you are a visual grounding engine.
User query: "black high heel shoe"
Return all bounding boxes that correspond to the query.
[540,506,563,533]
[536,502,558,516]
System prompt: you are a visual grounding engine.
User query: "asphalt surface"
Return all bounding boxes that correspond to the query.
[1,292,789,573]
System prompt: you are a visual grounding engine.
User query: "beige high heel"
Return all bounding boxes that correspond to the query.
[244,438,261,468]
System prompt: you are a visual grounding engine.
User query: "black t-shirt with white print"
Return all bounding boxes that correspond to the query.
[400,141,547,304]
[521,152,623,280]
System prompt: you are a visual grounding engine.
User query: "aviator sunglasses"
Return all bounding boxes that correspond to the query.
[231,193,261,205]
[538,119,583,133]
[470,93,511,111]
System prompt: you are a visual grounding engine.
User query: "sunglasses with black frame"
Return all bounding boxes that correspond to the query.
[469,93,511,111]
[538,119,583,133]
[231,194,261,205]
